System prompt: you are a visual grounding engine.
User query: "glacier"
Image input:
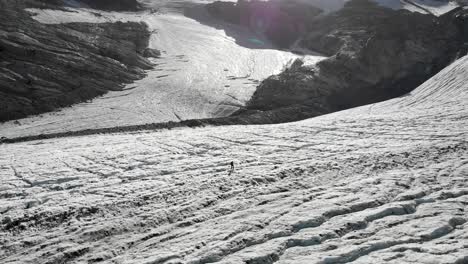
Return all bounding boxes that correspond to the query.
[1,51,467,263]
[0,0,467,263]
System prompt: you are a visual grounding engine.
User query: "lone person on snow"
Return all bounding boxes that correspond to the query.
[228,161,235,176]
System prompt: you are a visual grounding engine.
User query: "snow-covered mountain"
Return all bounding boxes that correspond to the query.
[1,51,467,263]
[298,0,461,15]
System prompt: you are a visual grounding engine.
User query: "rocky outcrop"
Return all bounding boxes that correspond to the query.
[452,7,468,54]
[77,0,141,11]
[0,0,158,121]
[238,0,468,122]
[206,0,323,48]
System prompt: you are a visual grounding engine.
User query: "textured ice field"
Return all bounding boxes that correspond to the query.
[1,54,467,263]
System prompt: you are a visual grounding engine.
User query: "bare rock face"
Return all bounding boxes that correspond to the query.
[452,6,468,44]
[240,0,467,122]
[206,1,240,24]
[77,0,140,11]
[0,0,157,121]
[207,0,323,48]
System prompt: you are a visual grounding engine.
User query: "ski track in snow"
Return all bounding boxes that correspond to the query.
[1,51,467,263]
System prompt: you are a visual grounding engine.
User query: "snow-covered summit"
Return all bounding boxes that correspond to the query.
[299,0,461,15]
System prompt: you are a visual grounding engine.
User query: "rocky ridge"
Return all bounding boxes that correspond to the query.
[209,0,468,124]
[75,0,141,11]
[0,0,158,121]
[207,0,323,48]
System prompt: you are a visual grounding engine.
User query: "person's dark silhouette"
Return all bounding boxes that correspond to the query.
[228,161,235,175]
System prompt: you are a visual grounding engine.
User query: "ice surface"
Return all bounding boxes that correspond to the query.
[1,53,467,263]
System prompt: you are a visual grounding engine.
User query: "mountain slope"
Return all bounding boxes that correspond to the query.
[1,54,467,263]
[239,0,466,124]
[0,0,158,121]
[300,0,461,15]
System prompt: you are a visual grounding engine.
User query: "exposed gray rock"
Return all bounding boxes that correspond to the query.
[206,0,323,48]
[0,0,157,121]
[206,1,240,24]
[239,0,467,122]
[142,48,161,58]
[77,0,141,11]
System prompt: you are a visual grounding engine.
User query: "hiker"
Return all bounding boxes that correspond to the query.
[228,161,235,175]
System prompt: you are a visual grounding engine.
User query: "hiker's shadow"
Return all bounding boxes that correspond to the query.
[183,3,278,50]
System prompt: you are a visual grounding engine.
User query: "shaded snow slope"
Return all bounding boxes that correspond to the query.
[0,3,323,138]
[1,55,467,263]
